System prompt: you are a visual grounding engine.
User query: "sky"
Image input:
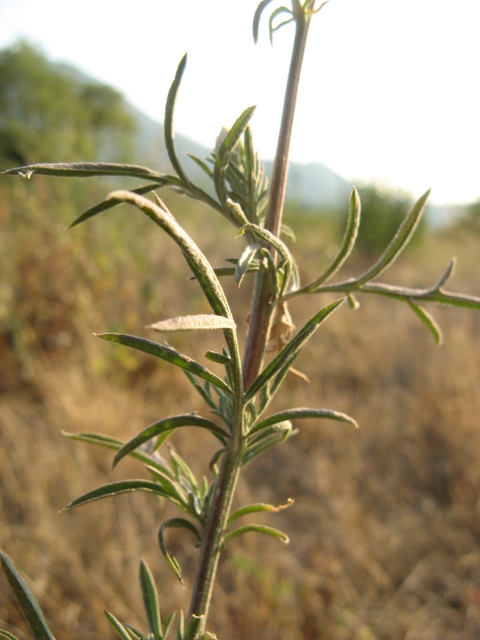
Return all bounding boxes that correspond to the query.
[0,0,479,205]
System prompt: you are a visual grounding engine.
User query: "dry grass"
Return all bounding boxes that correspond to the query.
[1,184,479,639]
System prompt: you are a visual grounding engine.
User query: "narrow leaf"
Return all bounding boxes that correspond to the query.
[250,407,358,436]
[0,631,20,640]
[407,301,443,345]
[2,162,164,180]
[242,428,293,466]
[113,414,228,468]
[429,257,456,292]
[245,298,345,401]
[162,611,176,639]
[228,499,294,525]
[235,245,260,286]
[309,187,361,289]
[213,107,256,208]
[63,480,173,511]
[158,519,201,586]
[149,314,235,333]
[104,611,132,640]
[204,351,231,365]
[253,0,275,43]
[225,199,250,227]
[354,189,431,286]
[223,524,289,545]
[268,6,294,44]
[0,552,56,640]
[96,333,232,395]
[177,611,184,640]
[68,183,158,229]
[182,615,204,640]
[164,54,190,185]
[139,559,162,640]
[187,153,213,178]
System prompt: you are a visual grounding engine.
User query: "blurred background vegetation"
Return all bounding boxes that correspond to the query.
[1,43,479,640]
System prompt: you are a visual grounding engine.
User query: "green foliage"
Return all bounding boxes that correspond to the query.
[353,183,425,255]
[1,3,480,640]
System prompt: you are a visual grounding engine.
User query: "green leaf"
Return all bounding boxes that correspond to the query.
[213,107,256,209]
[353,189,431,286]
[198,634,218,640]
[242,425,293,466]
[96,333,232,395]
[187,153,213,179]
[105,191,233,320]
[149,314,236,333]
[0,552,56,640]
[63,480,174,511]
[164,54,190,185]
[225,200,250,227]
[113,414,229,468]
[158,519,201,586]
[2,162,164,180]
[177,610,184,640]
[359,282,480,311]
[204,351,232,365]
[162,611,176,640]
[228,499,294,525]
[309,187,361,289]
[268,6,294,44]
[67,183,159,229]
[253,0,275,43]
[104,610,132,640]
[245,298,345,401]
[139,559,162,640]
[182,615,204,640]
[169,449,199,495]
[223,524,289,545]
[249,407,359,436]
[407,301,443,345]
[62,431,173,476]
[145,466,187,508]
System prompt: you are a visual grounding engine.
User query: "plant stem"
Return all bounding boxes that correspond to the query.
[243,5,312,390]
[188,5,314,632]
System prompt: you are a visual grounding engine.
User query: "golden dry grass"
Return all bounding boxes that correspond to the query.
[1,185,479,639]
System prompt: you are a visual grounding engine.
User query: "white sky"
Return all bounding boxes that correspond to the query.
[0,0,479,205]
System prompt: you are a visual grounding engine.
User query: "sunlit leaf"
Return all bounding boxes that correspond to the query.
[245,298,345,401]
[228,499,294,524]
[0,552,56,640]
[158,519,201,586]
[63,480,173,511]
[223,524,289,545]
[2,162,164,180]
[235,245,260,286]
[139,559,162,640]
[164,54,190,185]
[250,407,358,436]
[407,301,443,345]
[104,611,132,640]
[96,333,232,395]
[149,314,235,333]
[113,414,229,468]
[0,630,20,640]
[182,614,204,640]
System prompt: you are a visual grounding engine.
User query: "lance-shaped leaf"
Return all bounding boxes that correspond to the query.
[113,414,229,468]
[407,301,443,345]
[104,611,132,640]
[62,432,173,476]
[308,187,361,290]
[228,499,294,525]
[63,480,174,511]
[359,282,480,310]
[238,222,299,294]
[253,0,275,43]
[226,199,250,227]
[149,314,235,333]
[169,449,199,495]
[269,6,294,44]
[2,162,164,181]
[164,54,190,186]
[204,351,231,365]
[0,552,56,640]
[250,407,359,437]
[245,298,345,401]
[223,524,289,545]
[139,559,162,640]
[145,466,188,510]
[242,423,294,466]
[96,333,232,395]
[213,107,256,209]
[353,189,431,287]
[158,519,201,586]
[182,615,204,640]
[162,612,176,640]
[187,153,213,179]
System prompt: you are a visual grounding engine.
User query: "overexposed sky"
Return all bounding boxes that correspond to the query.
[1,0,479,205]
